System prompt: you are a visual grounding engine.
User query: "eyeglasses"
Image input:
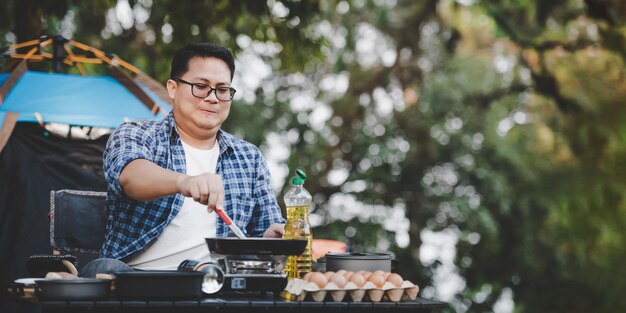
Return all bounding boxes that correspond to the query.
[174,78,236,101]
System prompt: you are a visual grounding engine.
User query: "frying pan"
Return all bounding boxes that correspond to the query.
[205,237,307,255]
[36,278,110,300]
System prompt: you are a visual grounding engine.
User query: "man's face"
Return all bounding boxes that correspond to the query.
[167,56,232,139]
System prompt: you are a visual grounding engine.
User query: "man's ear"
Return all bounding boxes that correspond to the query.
[166,79,177,100]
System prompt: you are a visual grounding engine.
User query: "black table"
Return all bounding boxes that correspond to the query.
[34,296,446,313]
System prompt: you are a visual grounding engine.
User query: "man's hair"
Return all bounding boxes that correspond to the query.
[170,43,235,80]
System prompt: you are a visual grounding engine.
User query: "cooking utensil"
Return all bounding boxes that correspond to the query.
[214,207,247,239]
[325,252,394,272]
[114,270,204,299]
[36,278,110,300]
[204,238,307,294]
[205,237,307,255]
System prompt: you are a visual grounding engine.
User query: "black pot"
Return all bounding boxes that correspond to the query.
[36,278,110,300]
[325,252,394,272]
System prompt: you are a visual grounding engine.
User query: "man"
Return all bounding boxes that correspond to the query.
[80,43,284,276]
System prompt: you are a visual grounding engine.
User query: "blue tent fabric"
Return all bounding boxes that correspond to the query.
[0,71,169,128]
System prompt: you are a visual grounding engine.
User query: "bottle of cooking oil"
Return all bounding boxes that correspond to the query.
[283,168,313,279]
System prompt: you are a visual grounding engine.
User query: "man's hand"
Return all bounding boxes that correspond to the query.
[176,173,224,212]
[263,223,285,238]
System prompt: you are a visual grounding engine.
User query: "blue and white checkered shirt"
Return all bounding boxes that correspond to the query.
[101,111,284,260]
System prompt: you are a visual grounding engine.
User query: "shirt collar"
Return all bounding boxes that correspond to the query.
[216,129,235,156]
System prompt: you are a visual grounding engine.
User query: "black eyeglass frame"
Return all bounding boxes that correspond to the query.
[173,78,236,101]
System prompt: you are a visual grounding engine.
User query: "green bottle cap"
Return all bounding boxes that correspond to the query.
[291,177,304,185]
[295,168,307,180]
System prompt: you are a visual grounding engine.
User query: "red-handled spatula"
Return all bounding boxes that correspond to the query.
[214,207,247,239]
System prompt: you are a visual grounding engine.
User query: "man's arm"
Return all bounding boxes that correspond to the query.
[120,159,225,211]
[119,159,182,201]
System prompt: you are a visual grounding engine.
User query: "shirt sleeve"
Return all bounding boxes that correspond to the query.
[248,148,285,236]
[103,123,154,196]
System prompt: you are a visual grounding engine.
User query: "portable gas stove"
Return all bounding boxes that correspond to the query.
[205,238,307,294]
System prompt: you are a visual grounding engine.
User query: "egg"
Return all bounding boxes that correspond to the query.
[382,272,392,280]
[324,271,335,279]
[336,269,347,276]
[386,273,403,288]
[348,272,366,287]
[303,271,314,281]
[356,270,371,280]
[308,272,328,288]
[367,272,385,288]
[329,273,347,288]
[343,271,354,280]
[372,270,385,276]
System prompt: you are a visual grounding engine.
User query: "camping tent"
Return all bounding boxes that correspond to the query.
[0,36,171,306]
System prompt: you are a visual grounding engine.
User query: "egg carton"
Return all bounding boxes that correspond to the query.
[283,279,419,302]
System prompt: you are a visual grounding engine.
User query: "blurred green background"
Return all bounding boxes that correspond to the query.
[2,1,625,312]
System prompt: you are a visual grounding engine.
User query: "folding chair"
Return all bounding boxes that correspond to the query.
[48,189,107,271]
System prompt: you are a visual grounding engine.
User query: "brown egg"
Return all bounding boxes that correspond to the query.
[329,273,347,288]
[367,273,385,288]
[324,271,335,279]
[343,271,354,280]
[382,272,392,280]
[372,270,385,277]
[303,271,315,281]
[348,272,366,287]
[308,272,328,288]
[357,270,372,280]
[386,273,403,288]
[336,269,347,276]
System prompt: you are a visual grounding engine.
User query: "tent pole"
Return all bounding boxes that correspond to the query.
[110,66,159,115]
[0,60,28,106]
[0,112,19,153]
[52,35,66,73]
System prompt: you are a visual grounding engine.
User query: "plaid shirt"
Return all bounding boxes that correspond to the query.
[101,112,284,260]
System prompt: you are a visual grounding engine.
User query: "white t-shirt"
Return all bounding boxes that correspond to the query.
[126,140,219,270]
